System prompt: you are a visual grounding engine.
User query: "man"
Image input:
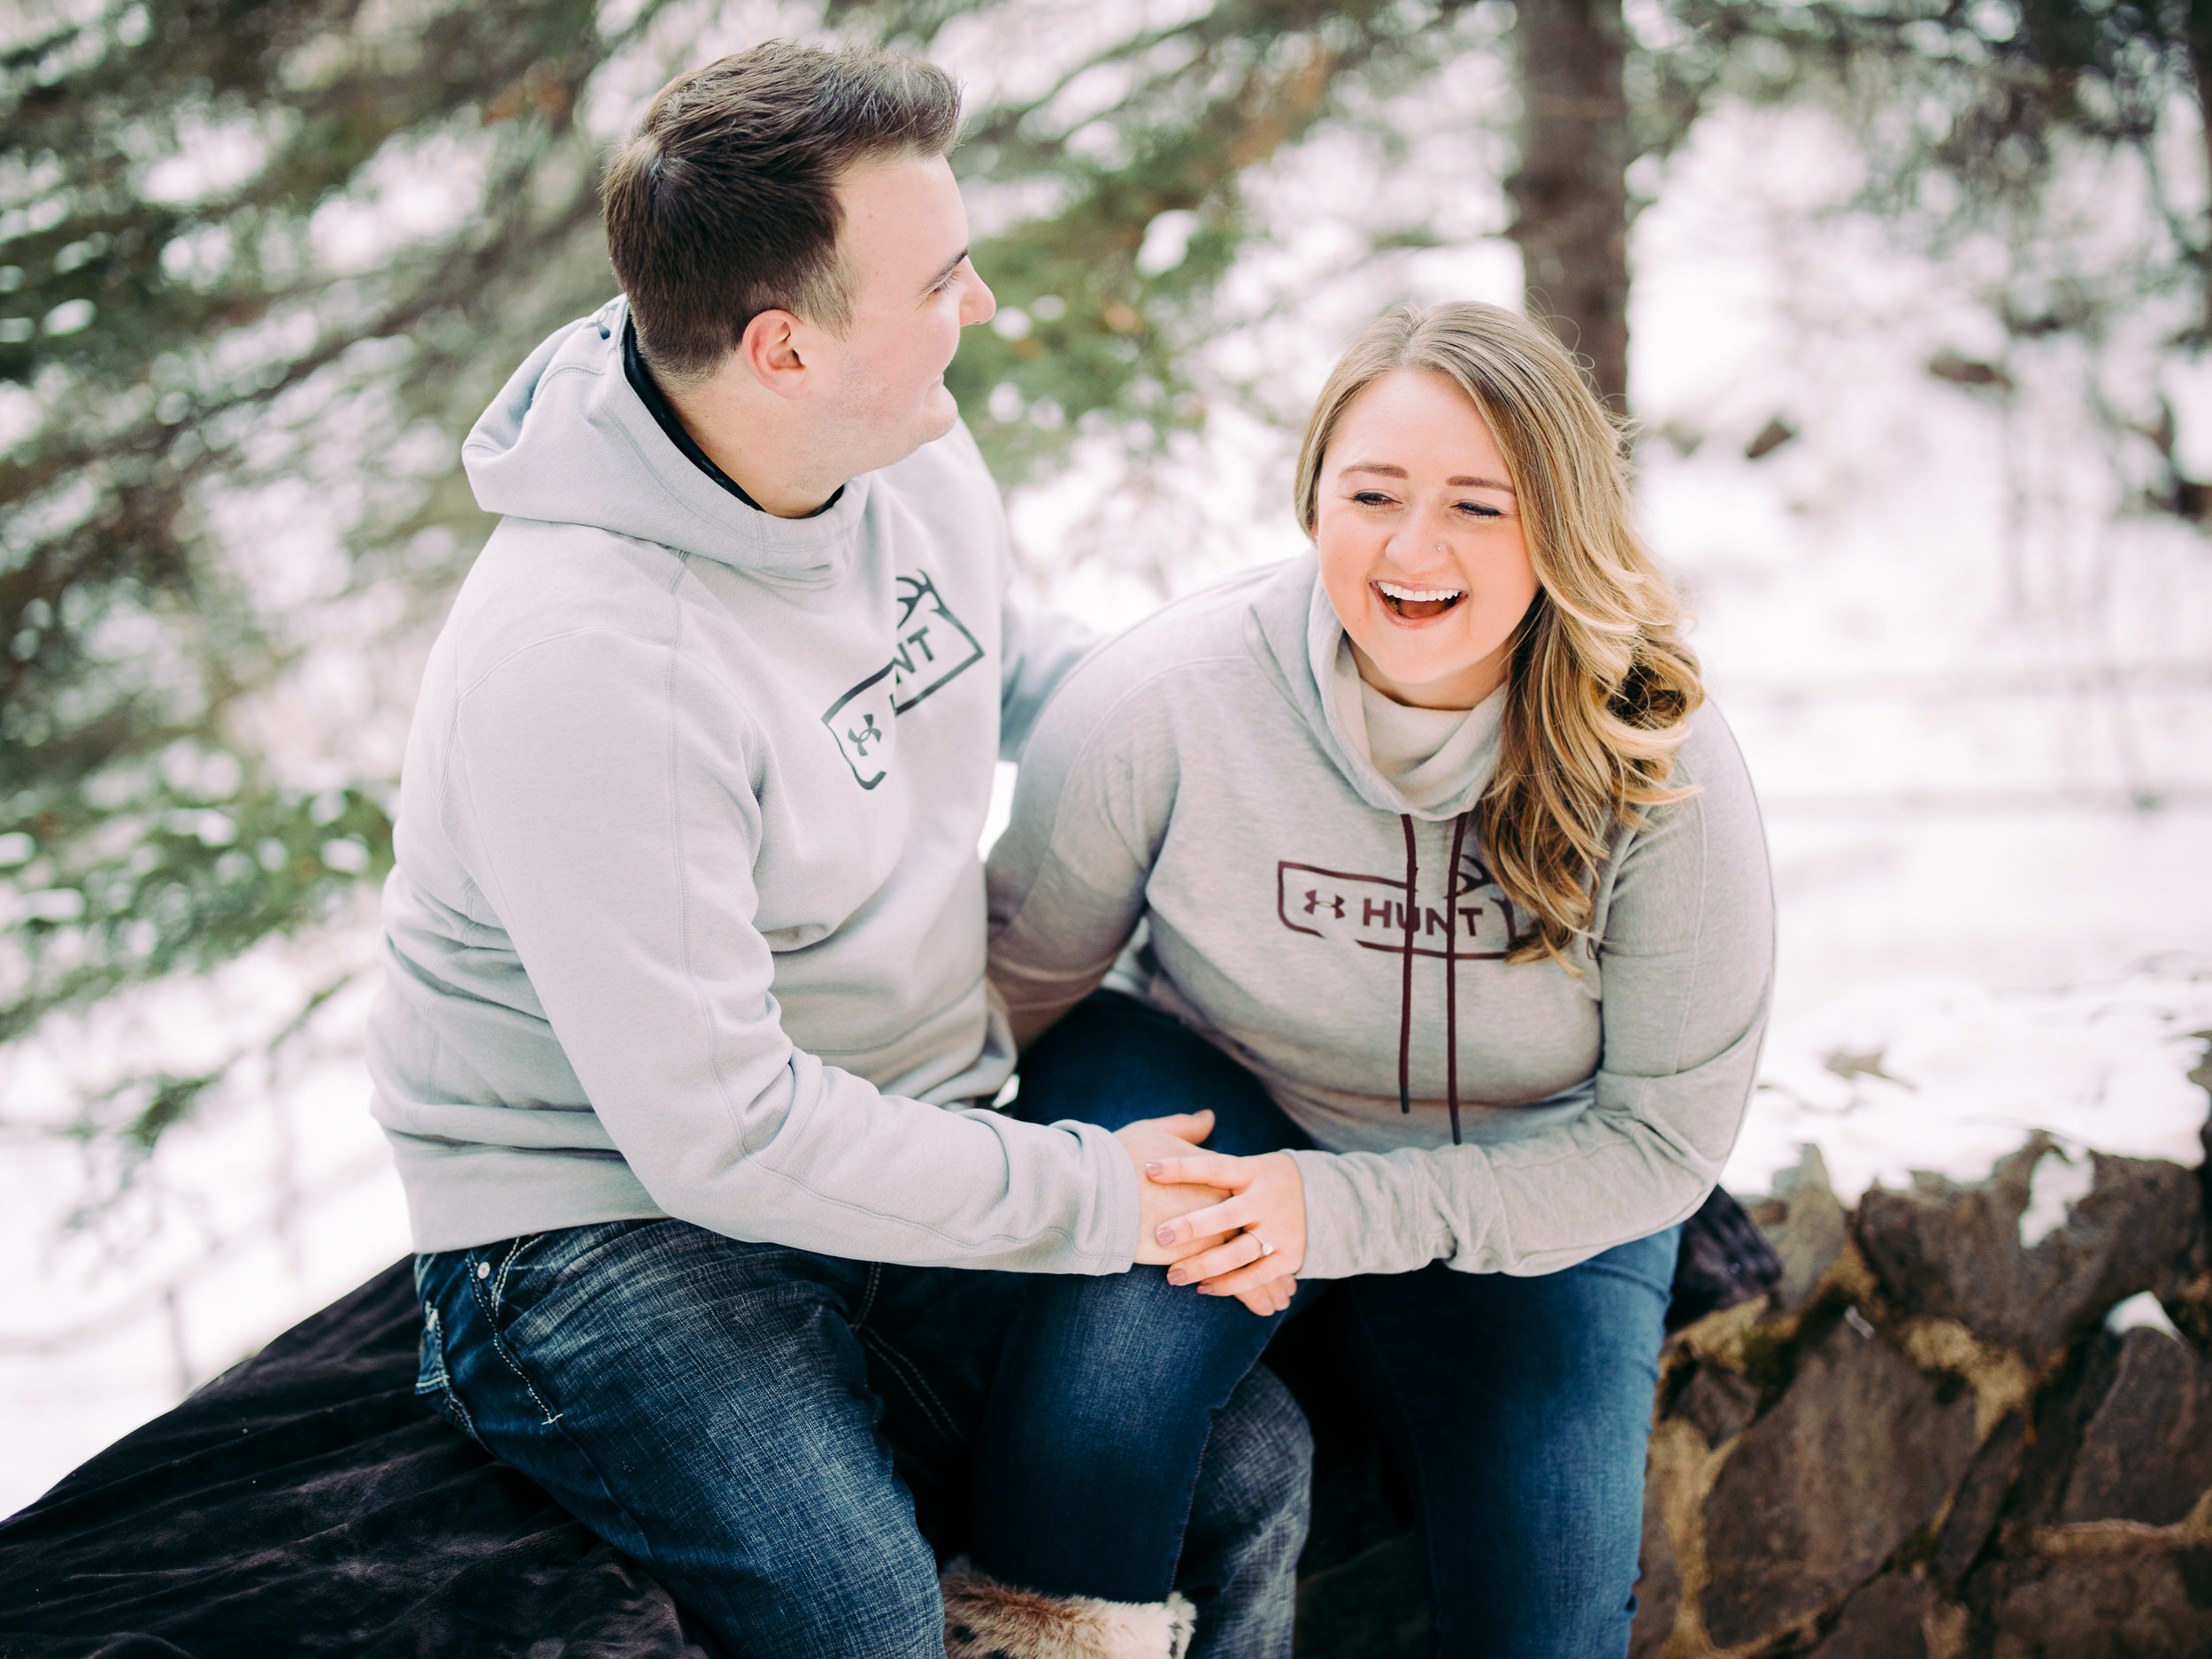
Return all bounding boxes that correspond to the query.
[365,38,1310,1659]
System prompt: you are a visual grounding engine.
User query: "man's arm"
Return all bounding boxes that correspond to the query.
[450,625,1142,1273]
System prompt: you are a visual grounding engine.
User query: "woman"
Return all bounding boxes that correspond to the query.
[960,302,1773,1659]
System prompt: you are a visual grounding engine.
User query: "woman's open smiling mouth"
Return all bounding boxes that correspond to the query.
[1373,580,1465,621]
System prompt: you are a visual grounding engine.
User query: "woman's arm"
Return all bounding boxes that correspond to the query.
[987,663,1179,1047]
[1153,709,1775,1286]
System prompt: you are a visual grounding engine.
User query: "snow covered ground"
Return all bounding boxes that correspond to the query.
[4,84,2210,1517]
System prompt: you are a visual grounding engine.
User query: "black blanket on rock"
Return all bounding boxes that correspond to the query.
[0,1262,721,1659]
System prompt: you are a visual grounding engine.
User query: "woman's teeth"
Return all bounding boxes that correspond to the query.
[1376,580,1464,619]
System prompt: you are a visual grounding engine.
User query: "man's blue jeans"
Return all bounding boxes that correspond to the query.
[415,1217,1311,1659]
[974,992,1678,1659]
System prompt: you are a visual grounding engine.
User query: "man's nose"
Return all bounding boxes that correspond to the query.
[961,264,996,327]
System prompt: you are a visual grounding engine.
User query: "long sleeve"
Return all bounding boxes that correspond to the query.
[987,664,1171,1048]
[1290,715,1775,1279]
[449,626,1141,1272]
[999,597,1099,761]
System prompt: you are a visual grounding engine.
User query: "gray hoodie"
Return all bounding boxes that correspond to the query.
[986,550,1775,1281]
[365,296,1138,1269]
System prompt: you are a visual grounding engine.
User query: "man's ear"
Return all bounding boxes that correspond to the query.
[739,308,814,401]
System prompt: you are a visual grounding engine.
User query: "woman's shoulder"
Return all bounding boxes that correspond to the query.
[1667,699,1768,838]
[1054,557,1295,708]
[1018,557,1306,790]
[1619,695,1769,879]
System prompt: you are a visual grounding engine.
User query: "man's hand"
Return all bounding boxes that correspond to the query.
[1117,1112,1233,1266]
[1146,1149,1306,1310]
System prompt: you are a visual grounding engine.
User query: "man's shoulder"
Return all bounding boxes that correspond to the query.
[441,519,691,675]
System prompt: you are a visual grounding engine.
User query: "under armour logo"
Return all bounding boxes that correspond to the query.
[848,713,881,756]
[1303,889,1345,919]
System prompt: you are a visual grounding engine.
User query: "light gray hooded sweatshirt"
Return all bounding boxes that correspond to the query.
[365,296,1137,1268]
[987,550,1775,1281]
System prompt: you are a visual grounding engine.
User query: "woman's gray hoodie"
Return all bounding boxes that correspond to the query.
[365,298,1135,1268]
[986,551,1775,1281]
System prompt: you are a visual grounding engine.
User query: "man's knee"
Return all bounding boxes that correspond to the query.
[1190,1363,1315,1544]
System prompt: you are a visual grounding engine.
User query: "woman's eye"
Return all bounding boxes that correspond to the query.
[1456,501,1505,519]
[1350,491,1395,507]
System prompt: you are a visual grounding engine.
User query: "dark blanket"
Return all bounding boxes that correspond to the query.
[0,1262,719,1659]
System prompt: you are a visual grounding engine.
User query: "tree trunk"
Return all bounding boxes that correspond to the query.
[1506,0,1633,411]
[2182,0,2212,339]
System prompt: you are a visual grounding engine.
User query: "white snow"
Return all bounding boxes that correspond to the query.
[2107,1291,2184,1340]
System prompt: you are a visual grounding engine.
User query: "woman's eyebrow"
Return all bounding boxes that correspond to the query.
[1340,461,1515,493]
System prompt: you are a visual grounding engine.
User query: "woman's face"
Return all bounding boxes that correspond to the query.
[1315,368,1540,710]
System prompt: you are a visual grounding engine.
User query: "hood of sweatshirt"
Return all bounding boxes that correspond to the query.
[461,296,869,588]
[1241,548,1505,821]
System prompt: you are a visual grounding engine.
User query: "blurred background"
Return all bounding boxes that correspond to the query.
[4,0,2209,1516]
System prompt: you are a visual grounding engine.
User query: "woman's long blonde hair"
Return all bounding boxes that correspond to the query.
[1294,302,1703,965]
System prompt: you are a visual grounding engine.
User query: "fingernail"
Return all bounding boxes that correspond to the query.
[1145,1162,1162,1177]
[1166,1270,1186,1286]
[1155,1225,1174,1244]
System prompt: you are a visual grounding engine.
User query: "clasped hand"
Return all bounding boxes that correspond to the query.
[1114,1110,1307,1318]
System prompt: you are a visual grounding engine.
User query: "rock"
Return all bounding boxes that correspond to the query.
[1700,1315,1979,1648]
[1856,1137,2201,1364]
[1627,1454,1681,1659]
[2059,1327,2212,1526]
[1814,1571,1930,1657]
[1932,1411,2026,1582]
[1673,1362,1760,1449]
[1980,1551,2212,1658]
[1768,1144,1850,1313]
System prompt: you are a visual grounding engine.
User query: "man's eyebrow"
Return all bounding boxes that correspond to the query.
[1340,461,1515,493]
[921,250,969,295]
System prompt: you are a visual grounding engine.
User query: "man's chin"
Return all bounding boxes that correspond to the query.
[918,387,961,441]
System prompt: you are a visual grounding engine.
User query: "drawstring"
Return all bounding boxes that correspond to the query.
[1397,816,1417,1118]
[1397,811,1473,1146]
[1444,811,1469,1145]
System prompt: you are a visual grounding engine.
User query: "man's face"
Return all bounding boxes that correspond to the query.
[814,152,995,472]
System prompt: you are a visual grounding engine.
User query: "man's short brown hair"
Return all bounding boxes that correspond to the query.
[603,41,962,383]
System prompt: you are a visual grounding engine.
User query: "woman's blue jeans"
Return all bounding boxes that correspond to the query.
[415,1214,1312,1658]
[974,992,1679,1659]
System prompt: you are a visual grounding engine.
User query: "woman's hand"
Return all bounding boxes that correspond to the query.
[1117,1112,1234,1266]
[1145,1149,1306,1311]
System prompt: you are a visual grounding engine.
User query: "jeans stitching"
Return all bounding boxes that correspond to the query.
[859,1326,962,1445]
[468,1251,564,1427]
[416,1300,477,1440]
[453,1249,665,1570]
[491,1233,538,1313]
[851,1261,882,1330]
[417,1304,449,1392]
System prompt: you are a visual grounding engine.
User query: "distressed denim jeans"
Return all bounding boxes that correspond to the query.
[415,1216,1311,1659]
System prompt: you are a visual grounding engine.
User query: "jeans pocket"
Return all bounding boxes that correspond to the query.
[416,1297,479,1444]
